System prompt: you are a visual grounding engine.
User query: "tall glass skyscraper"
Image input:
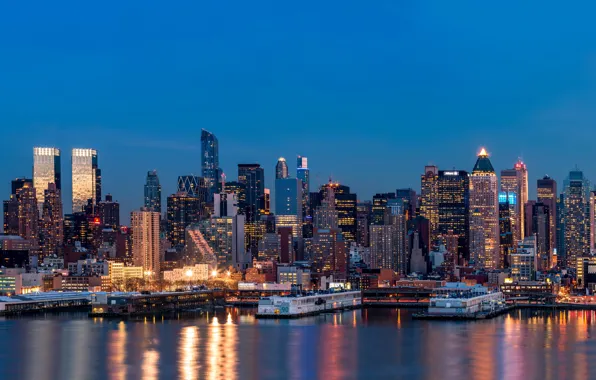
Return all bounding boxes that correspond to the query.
[562,169,590,268]
[201,129,219,201]
[437,169,469,262]
[275,157,289,179]
[238,164,265,222]
[71,148,100,213]
[297,156,310,218]
[33,147,61,215]
[144,170,162,213]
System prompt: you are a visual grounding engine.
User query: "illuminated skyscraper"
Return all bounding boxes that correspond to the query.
[498,192,516,268]
[500,168,522,242]
[297,155,310,220]
[396,188,418,220]
[97,194,120,229]
[275,157,289,179]
[3,179,28,235]
[319,181,357,243]
[537,176,557,258]
[201,129,220,201]
[238,164,265,222]
[275,177,303,238]
[515,159,529,236]
[372,193,395,226]
[144,170,162,213]
[562,169,590,267]
[39,183,63,258]
[420,165,439,246]
[356,201,371,247]
[166,192,202,247]
[13,180,39,251]
[531,202,551,270]
[131,208,161,275]
[437,170,469,262]
[469,148,499,269]
[71,148,100,213]
[33,147,61,215]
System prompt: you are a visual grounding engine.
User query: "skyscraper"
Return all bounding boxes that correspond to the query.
[33,147,61,216]
[144,170,162,213]
[131,208,161,275]
[201,129,220,201]
[275,178,303,238]
[178,175,208,199]
[500,168,522,242]
[319,182,357,243]
[469,148,499,269]
[3,178,29,235]
[356,201,371,247]
[437,170,469,262]
[97,194,120,229]
[531,202,551,270]
[71,148,100,213]
[537,176,557,259]
[498,192,516,268]
[420,165,439,246]
[372,193,396,226]
[515,159,529,236]
[16,180,39,251]
[562,169,590,268]
[238,164,265,222]
[275,157,289,179]
[396,188,418,220]
[39,183,64,258]
[297,155,310,220]
[166,192,202,247]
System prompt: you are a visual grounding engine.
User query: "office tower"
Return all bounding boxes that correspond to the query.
[131,208,161,275]
[214,192,238,217]
[311,227,347,276]
[372,193,396,225]
[6,179,39,251]
[166,192,202,247]
[33,147,61,215]
[224,181,247,214]
[262,188,271,215]
[515,160,529,236]
[178,175,208,199]
[63,212,91,248]
[469,148,499,270]
[556,194,565,266]
[356,201,371,247]
[524,200,536,243]
[385,204,409,274]
[198,215,249,270]
[314,187,339,229]
[144,170,162,213]
[437,170,470,262]
[498,192,516,268]
[500,169,522,242]
[532,202,551,270]
[592,191,596,252]
[537,176,557,259]
[297,155,310,219]
[97,194,120,229]
[39,183,63,258]
[420,165,439,246]
[71,148,100,213]
[562,169,590,268]
[369,225,398,270]
[319,181,357,242]
[3,179,29,235]
[511,236,537,281]
[396,188,418,220]
[201,129,220,201]
[275,157,289,179]
[275,178,303,215]
[408,216,430,275]
[238,164,265,222]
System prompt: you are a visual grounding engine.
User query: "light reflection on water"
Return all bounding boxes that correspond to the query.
[1,309,596,379]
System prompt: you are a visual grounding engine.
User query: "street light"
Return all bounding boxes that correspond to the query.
[211,270,218,278]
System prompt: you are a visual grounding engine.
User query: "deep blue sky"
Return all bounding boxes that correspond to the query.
[2,1,596,223]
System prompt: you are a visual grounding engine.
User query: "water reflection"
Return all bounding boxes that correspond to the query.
[108,322,128,380]
[179,326,198,380]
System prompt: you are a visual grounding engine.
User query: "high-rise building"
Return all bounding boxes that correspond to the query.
[214,192,238,217]
[33,147,61,216]
[407,216,430,275]
[319,182,357,243]
[275,157,289,179]
[420,165,439,246]
[39,183,63,258]
[166,192,202,247]
[71,148,100,213]
[498,192,516,268]
[395,188,418,220]
[5,179,39,253]
[562,169,590,268]
[311,227,347,276]
[500,169,522,242]
[469,148,499,270]
[369,225,398,270]
[201,129,220,201]
[297,156,310,220]
[372,193,396,226]
[97,194,120,229]
[537,176,557,259]
[238,164,265,222]
[314,187,338,230]
[531,202,551,270]
[178,175,208,200]
[144,170,162,213]
[437,170,469,262]
[131,209,160,275]
[275,178,302,216]
[3,179,29,236]
[515,160,529,236]
[511,236,537,282]
[356,201,371,247]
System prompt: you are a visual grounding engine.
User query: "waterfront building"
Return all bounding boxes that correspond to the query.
[437,170,469,262]
[39,183,63,258]
[428,283,504,315]
[469,148,499,270]
[275,157,289,179]
[201,129,220,201]
[277,263,311,289]
[576,255,596,290]
[562,169,590,268]
[166,192,202,247]
[163,264,211,283]
[33,147,61,216]
[144,170,162,213]
[511,236,537,282]
[131,208,161,276]
[537,176,557,258]
[71,148,100,213]
[420,165,439,246]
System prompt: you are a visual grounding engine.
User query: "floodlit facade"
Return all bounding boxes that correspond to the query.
[131,209,160,275]
[420,165,439,245]
[562,169,590,268]
[33,147,61,215]
[71,148,100,213]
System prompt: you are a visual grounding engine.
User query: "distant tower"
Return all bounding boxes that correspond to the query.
[40,183,64,258]
[420,165,439,246]
[131,208,161,275]
[144,170,162,213]
[201,129,220,201]
[514,159,529,236]
[71,148,100,213]
[469,148,499,269]
[297,155,310,220]
[276,157,289,179]
[33,147,61,216]
[500,168,522,242]
[537,176,557,260]
[562,169,590,268]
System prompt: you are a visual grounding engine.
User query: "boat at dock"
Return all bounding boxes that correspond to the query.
[256,290,361,319]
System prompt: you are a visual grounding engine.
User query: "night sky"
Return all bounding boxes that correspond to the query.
[2,1,596,222]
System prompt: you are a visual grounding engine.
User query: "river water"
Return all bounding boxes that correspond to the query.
[0,308,595,380]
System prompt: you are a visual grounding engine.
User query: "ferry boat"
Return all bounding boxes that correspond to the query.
[256,290,362,319]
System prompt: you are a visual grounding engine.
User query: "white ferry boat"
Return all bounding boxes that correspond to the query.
[256,290,362,318]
